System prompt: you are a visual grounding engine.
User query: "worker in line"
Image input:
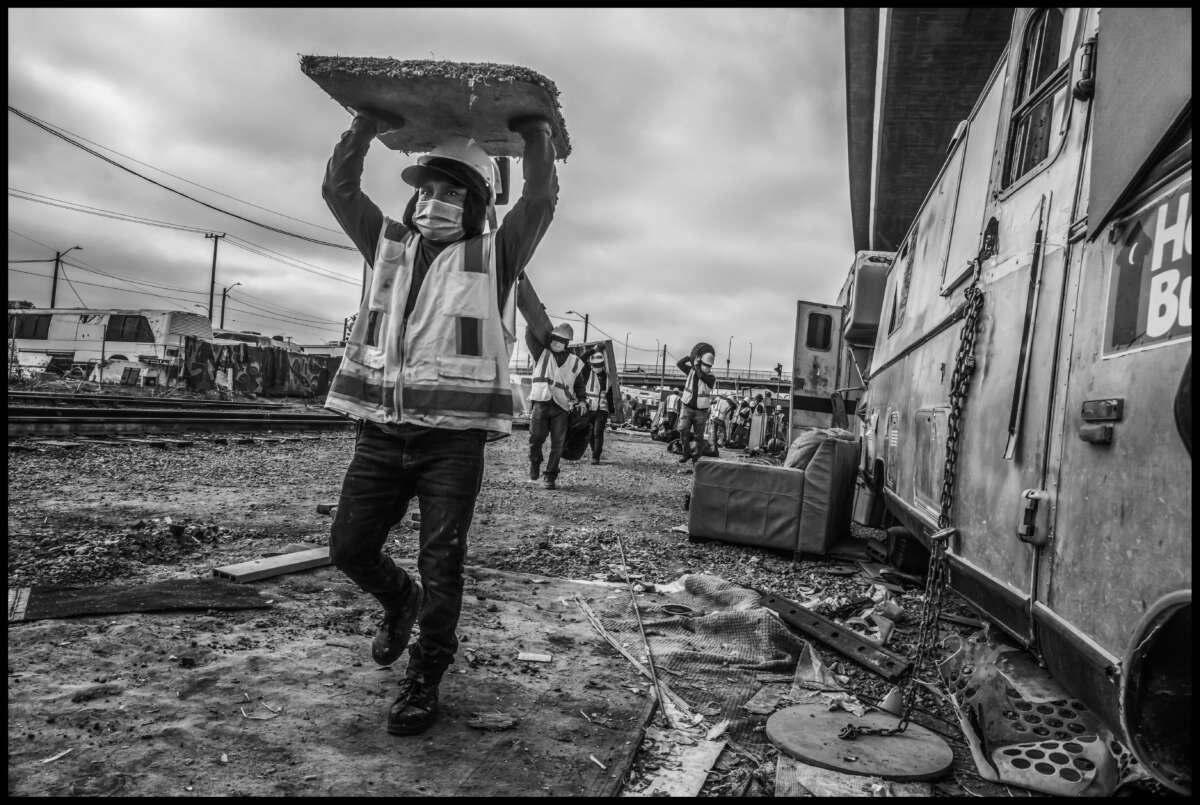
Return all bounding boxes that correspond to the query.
[711,393,736,447]
[527,322,587,489]
[322,108,558,737]
[675,342,716,464]
[664,388,682,432]
[581,349,616,464]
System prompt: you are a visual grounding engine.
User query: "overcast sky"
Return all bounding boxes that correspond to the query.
[7,7,853,377]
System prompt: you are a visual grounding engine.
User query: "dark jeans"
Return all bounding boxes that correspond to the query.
[677,405,711,461]
[529,400,568,478]
[329,421,486,681]
[588,409,609,459]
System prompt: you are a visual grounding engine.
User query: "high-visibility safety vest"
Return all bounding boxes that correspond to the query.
[325,217,514,436]
[681,369,713,410]
[585,370,608,413]
[530,348,583,411]
[666,393,681,414]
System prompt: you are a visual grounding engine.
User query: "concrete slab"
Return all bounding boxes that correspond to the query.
[300,55,571,159]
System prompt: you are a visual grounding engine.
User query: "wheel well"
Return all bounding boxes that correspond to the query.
[1120,590,1192,795]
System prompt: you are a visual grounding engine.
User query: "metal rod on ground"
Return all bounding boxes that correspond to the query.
[613,530,677,730]
[573,596,693,721]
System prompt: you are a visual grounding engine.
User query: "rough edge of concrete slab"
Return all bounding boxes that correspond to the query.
[300,54,572,159]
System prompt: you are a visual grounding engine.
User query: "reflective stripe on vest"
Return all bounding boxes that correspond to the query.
[681,369,713,409]
[585,370,608,412]
[530,349,582,410]
[324,218,513,435]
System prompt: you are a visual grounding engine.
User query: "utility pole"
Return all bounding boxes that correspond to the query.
[747,341,753,378]
[726,336,733,379]
[49,245,83,308]
[205,233,225,321]
[660,344,667,388]
[623,331,630,371]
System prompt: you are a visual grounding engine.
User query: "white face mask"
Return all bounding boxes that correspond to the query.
[550,341,566,353]
[413,199,464,243]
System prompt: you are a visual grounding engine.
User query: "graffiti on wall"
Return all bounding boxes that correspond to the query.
[183,337,339,397]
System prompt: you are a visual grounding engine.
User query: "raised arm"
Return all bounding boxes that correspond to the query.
[495,117,559,309]
[322,114,386,264]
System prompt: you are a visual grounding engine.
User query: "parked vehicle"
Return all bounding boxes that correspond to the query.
[7,307,212,376]
[797,8,1191,793]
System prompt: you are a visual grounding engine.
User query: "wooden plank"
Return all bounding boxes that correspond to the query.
[36,440,85,448]
[778,757,932,796]
[8,587,31,622]
[636,740,726,797]
[14,579,269,622]
[212,547,332,583]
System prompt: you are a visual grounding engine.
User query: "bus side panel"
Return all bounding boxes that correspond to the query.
[1046,174,1192,656]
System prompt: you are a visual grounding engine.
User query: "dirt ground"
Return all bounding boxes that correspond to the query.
[7,419,1057,796]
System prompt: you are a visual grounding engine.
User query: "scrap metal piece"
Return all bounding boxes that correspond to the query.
[759,592,910,680]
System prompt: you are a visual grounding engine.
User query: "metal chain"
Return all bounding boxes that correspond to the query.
[841,265,985,741]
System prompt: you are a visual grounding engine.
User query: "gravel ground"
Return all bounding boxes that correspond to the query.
[6,416,1039,796]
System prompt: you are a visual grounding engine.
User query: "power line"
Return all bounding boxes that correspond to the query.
[7,121,347,236]
[8,105,357,251]
[9,190,360,286]
[56,265,88,307]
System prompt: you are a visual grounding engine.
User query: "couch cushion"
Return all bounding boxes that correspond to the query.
[688,459,805,553]
[796,438,860,556]
[784,427,857,470]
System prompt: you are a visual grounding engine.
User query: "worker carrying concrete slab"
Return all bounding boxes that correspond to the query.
[320,104,559,737]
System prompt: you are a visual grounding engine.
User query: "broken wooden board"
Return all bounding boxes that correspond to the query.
[300,55,571,158]
[635,739,726,797]
[7,579,269,622]
[212,547,331,583]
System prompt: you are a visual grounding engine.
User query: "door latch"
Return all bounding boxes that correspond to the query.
[1017,489,1050,545]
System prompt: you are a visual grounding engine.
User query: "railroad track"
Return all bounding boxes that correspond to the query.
[8,392,529,437]
[8,401,352,438]
[8,391,290,410]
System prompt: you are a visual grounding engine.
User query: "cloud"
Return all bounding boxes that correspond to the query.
[7,8,854,368]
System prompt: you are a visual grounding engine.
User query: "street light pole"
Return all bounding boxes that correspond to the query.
[50,245,83,308]
[726,335,733,379]
[747,341,753,378]
[623,331,630,371]
[220,282,242,329]
[567,309,589,342]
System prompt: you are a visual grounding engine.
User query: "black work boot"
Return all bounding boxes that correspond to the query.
[529,460,541,481]
[387,673,440,736]
[372,577,423,667]
[542,475,557,490]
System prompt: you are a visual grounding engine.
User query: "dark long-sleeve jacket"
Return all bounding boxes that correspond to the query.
[322,116,558,318]
[321,115,558,433]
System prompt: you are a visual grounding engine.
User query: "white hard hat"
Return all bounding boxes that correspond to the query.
[589,351,606,366]
[550,322,574,342]
[401,136,496,200]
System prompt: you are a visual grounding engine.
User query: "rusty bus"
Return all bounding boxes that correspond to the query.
[793,8,1191,793]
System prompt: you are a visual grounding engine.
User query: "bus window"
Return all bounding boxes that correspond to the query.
[105,315,155,343]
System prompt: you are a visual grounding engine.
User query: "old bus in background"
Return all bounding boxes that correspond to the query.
[799,8,1189,793]
[7,307,213,381]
